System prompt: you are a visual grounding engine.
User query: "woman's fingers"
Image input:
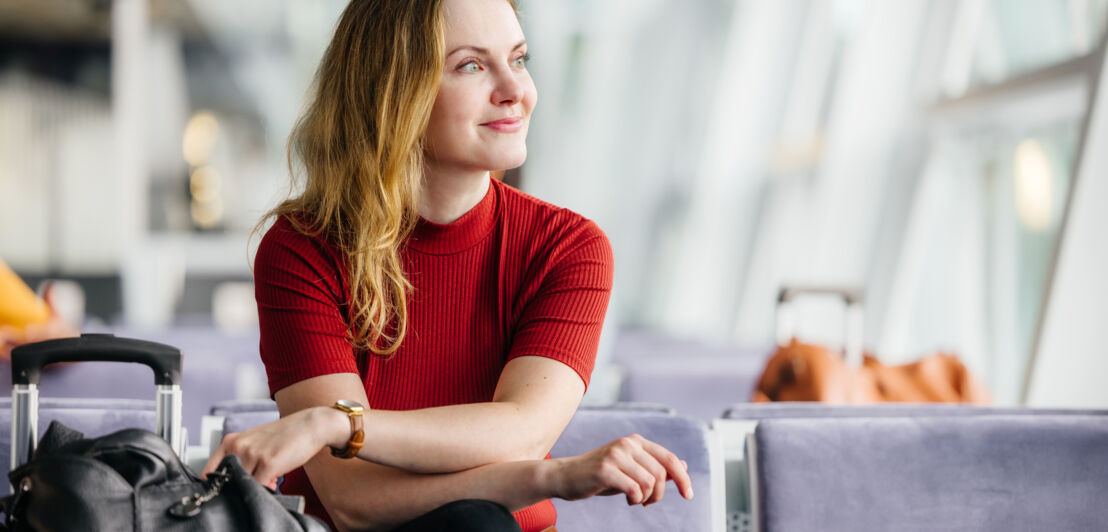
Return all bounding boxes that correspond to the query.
[630,446,668,505]
[587,434,693,506]
[201,444,227,478]
[201,430,286,485]
[200,407,341,486]
[593,460,642,503]
[612,446,656,505]
[639,438,695,500]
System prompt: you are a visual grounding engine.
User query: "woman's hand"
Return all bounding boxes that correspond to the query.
[202,406,351,489]
[547,434,693,506]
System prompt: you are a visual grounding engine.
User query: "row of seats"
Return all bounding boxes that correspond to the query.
[3,397,1107,530]
[205,401,1108,531]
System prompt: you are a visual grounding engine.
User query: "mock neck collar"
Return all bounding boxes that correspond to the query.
[407,178,499,255]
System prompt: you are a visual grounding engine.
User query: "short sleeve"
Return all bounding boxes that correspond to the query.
[254,218,358,396]
[506,219,614,389]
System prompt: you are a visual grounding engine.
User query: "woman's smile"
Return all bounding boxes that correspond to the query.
[481,117,523,132]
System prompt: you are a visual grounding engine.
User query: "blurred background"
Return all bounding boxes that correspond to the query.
[1,0,1106,419]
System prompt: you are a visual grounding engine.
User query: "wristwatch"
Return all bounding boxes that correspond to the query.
[330,399,365,459]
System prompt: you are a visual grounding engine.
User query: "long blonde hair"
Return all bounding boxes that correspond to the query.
[265,0,445,356]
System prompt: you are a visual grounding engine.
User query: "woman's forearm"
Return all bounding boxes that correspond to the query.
[271,360,582,475]
[298,358,583,474]
[359,402,551,472]
[309,453,559,532]
[309,400,554,472]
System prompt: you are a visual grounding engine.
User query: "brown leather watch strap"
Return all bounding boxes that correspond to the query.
[330,403,365,459]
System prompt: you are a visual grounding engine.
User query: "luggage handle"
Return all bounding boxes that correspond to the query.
[10,333,181,386]
[775,286,864,368]
[9,334,185,470]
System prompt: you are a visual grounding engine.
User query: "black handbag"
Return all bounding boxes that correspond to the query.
[1,420,330,531]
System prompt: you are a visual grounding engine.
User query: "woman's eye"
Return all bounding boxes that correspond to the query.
[459,61,482,73]
[512,53,530,68]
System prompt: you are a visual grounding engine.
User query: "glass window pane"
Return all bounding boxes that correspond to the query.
[970,0,1108,87]
[984,123,1079,403]
[897,119,1080,404]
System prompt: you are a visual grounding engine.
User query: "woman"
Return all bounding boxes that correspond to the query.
[204,1,692,531]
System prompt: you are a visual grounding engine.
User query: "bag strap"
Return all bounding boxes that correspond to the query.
[0,493,12,531]
[1,476,32,531]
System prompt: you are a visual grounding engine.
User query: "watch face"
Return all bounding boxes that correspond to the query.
[335,399,364,412]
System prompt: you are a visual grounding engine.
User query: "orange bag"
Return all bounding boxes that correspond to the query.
[755,286,990,404]
[752,339,991,404]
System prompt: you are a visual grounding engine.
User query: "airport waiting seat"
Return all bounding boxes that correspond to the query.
[750,415,1108,531]
[221,409,279,435]
[721,401,1108,420]
[210,398,283,417]
[550,407,719,532]
[617,354,769,421]
[0,397,157,495]
[612,329,771,422]
[218,403,719,532]
[716,403,1108,532]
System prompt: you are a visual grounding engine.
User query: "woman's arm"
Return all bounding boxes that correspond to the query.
[361,354,586,471]
[208,399,692,532]
[205,369,693,532]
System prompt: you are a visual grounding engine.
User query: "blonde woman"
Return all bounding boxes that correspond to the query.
[205,1,692,530]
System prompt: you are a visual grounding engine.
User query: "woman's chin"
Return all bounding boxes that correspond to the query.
[486,151,527,173]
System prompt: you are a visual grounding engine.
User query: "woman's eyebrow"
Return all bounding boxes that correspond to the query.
[447,40,527,57]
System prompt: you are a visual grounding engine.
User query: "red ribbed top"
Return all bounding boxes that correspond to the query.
[254,178,614,531]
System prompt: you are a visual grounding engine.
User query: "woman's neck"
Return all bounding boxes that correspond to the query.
[419,167,491,224]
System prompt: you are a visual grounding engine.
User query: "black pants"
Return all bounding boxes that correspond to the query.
[391,499,523,532]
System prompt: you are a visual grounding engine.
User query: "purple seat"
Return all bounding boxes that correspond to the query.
[752,415,1108,531]
[618,354,768,421]
[0,398,157,495]
[221,410,279,435]
[210,399,280,417]
[550,408,717,531]
[612,329,771,421]
[719,402,1108,530]
[722,402,1108,420]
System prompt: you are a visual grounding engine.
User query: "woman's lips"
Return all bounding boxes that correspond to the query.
[481,117,523,132]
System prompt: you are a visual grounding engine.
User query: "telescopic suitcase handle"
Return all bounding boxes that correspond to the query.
[11,333,181,386]
[775,286,865,369]
[9,334,185,470]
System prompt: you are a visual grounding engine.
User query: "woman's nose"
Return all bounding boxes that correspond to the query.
[491,70,525,106]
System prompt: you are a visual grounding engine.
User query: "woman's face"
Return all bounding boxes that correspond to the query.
[424,0,537,175]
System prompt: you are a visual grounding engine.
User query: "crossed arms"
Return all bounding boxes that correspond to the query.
[205,355,693,532]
